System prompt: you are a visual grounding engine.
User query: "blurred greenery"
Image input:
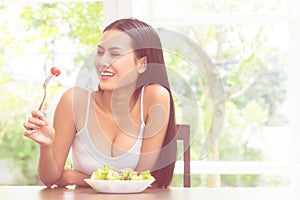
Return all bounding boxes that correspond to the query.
[0,0,288,187]
[0,1,103,185]
[164,0,288,187]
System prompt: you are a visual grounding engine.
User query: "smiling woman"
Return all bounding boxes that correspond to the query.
[22,17,177,189]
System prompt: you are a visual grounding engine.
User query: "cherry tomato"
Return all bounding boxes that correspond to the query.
[50,67,61,76]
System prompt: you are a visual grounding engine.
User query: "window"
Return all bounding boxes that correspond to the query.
[104,0,299,188]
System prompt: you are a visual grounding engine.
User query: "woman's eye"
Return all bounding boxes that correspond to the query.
[97,51,104,55]
[111,52,121,57]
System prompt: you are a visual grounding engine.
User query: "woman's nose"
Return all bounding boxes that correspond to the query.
[97,54,111,69]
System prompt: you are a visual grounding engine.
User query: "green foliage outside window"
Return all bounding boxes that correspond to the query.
[0,1,104,185]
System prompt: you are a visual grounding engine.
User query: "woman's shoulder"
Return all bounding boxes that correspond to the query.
[59,87,90,105]
[63,86,89,95]
[57,87,91,128]
[61,87,89,98]
[143,84,170,104]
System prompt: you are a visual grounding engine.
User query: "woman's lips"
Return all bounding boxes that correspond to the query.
[100,70,115,81]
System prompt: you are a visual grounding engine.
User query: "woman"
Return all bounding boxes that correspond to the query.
[23,18,177,188]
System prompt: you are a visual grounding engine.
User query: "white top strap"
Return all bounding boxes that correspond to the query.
[140,86,146,125]
[84,91,91,127]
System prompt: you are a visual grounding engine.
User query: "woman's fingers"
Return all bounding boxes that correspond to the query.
[35,111,51,126]
[27,116,47,126]
[24,110,47,131]
[23,129,38,136]
[32,110,44,118]
[31,110,49,123]
[23,121,39,131]
[23,129,53,146]
[23,110,55,146]
[23,115,46,135]
[23,124,55,145]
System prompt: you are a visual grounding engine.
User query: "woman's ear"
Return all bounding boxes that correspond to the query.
[137,57,147,74]
[137,65,147,74]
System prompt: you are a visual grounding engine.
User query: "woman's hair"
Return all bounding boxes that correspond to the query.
[103,18,177,188]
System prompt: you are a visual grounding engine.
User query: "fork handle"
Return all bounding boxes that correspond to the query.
[38,74,55,111]
[38,89,47,111]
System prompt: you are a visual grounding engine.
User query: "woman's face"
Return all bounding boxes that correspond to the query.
[94,29,144,91]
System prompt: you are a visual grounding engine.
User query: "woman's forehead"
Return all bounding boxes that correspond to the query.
[99,30,132,49]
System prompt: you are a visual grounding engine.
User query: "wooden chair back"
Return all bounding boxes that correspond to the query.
[175,124,191,187]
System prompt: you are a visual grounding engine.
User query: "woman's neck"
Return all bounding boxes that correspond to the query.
[96,84,141,134]
[98,84,137,115]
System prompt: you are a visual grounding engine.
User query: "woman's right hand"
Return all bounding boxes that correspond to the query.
[23,110,55,147]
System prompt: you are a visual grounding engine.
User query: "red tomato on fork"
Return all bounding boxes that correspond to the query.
[51,67,61,76]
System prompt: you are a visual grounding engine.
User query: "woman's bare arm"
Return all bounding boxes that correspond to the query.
[39,88,78,186]
[135,84,171,172]
[24,88,79,187]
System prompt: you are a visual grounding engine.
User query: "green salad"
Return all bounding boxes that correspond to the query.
[91,165,155,181]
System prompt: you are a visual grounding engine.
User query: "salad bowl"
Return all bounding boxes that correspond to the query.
[84,179,155,193]
[85,165,155,193]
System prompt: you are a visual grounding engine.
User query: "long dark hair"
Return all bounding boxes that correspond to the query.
[104,18,177,187]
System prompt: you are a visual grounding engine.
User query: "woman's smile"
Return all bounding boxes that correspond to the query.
[100,70,115,81]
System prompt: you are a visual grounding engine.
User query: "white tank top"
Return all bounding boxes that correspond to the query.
[71,87,146,175]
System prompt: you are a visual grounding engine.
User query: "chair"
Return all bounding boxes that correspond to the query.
[175,124,191,187]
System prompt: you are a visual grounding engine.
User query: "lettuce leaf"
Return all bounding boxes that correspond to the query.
[91,165,155,181]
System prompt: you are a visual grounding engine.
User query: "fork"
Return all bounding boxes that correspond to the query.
[38,67,61,111]
[27,67,60,133]
[38,74,55,111]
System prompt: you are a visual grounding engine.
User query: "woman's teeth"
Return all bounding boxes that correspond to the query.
[100,71,114,77]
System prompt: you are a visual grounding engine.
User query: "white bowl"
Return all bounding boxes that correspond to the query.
[84,179,155,193]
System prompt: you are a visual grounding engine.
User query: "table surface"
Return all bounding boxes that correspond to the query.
[0,185,298,200]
